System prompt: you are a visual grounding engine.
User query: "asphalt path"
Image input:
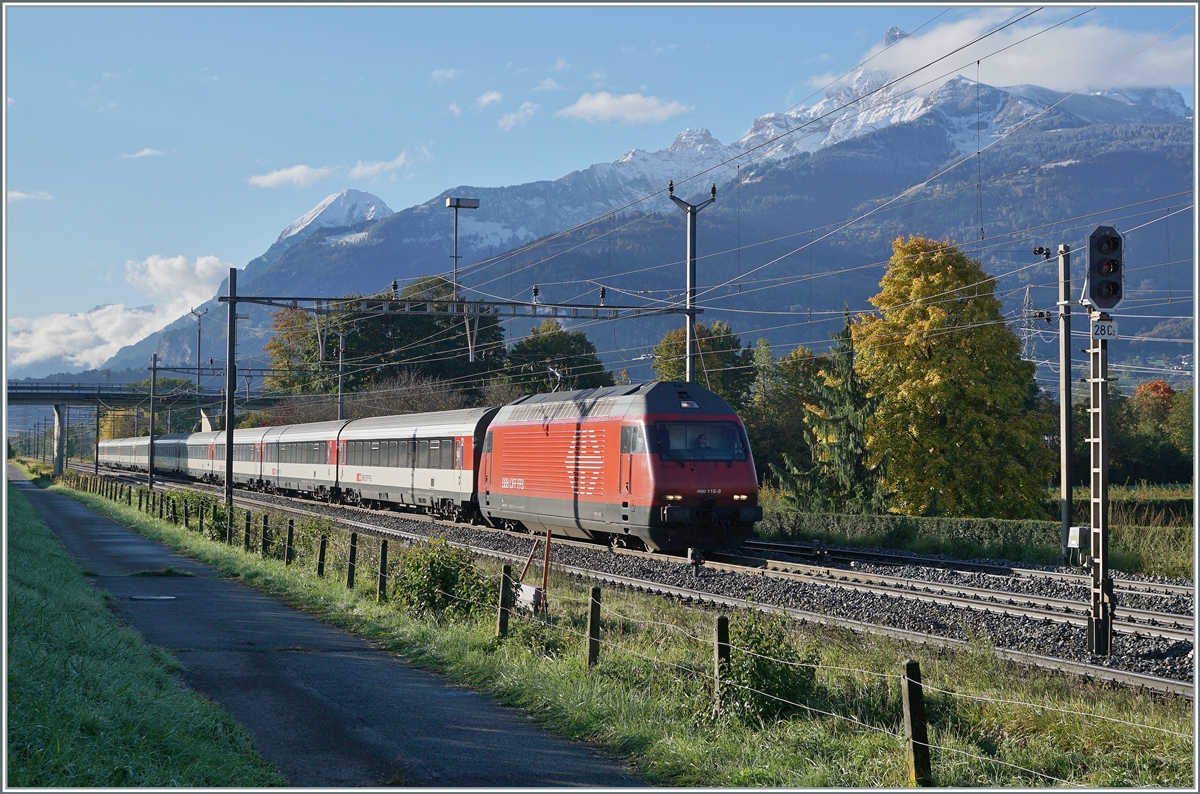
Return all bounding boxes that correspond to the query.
[8,466,644,787]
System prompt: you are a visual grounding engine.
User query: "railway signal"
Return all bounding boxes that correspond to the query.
[1082,225,1123,311]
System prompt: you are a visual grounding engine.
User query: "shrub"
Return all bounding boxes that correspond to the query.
[393,536,495,619]
[723,611,816,723]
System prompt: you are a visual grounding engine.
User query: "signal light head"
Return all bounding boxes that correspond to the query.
[1099,283,1121,299]
[1099,259,1120,276]
[1098,236,1121,255]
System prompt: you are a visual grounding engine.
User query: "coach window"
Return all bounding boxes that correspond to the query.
[417,439,429,468]
[441,438,454,470]
[428,439,442,469]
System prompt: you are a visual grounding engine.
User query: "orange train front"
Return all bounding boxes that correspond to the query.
[480,382,761,551]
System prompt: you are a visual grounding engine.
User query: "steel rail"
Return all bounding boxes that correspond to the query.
[743,539,1195,598]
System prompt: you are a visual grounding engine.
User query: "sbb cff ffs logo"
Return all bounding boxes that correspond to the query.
[1083,225,1124,311]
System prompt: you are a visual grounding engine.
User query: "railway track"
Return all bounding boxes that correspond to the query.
[743,539,1195,598]
[70,464,1194,698]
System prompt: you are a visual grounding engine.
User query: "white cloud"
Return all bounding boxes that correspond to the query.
[98,102,116,112]
[836,12,1195,96]
[449,101,462,116]
[7,190,53,202]
[431,68,464,83]
[7,255,231,371]
[551,57,569,72]
[556,91,692,124]
[120,147,164,159]
[247,164,334,188]
[475,90,503,109]
[534,78,560,91]
[350,152,411,180]
[498,102,539,131]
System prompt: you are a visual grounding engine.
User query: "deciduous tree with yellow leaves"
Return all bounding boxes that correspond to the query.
[854,236,1054,518]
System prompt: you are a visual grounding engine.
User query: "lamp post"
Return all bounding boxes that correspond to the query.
[190,307,207,430]
[446,197,480,362]
[668,180,716,384]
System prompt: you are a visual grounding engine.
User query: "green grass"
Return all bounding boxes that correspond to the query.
[5,483,286,787]
[10,457,55,487]
[52,477,1195,787]
[759,483,1194,578]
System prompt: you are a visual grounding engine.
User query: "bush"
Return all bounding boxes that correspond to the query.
[393,536,495,619]
[723,611,816,723]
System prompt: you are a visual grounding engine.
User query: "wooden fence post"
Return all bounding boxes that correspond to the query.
[376,539,388,602]
[183,499,190,529]
[346,532,357,589]
[261,514,270,558]
[198,501,204,535]
[902,659,933,787]
[138,490,143,511]
[496,565,512,638]
[317,535,328,578]
[244,511,252,552]
[285,519,295,565]
[586,586,602,668]
[714,615,731,714]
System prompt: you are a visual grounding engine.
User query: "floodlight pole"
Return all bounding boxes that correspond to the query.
[447,197,481,362]
[148,353,158,490]
[224,267,238,529]
[669,181,716,384]
[190,307,207,431]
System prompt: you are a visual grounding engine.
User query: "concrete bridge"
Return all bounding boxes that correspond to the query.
[7,381,294,476]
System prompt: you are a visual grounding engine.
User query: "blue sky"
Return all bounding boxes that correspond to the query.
[4,4,1195,373]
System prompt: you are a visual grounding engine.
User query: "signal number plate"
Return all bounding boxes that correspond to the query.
[1090,319,1118,340]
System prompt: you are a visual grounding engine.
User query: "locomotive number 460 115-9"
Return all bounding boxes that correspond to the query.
[696,488,723,494]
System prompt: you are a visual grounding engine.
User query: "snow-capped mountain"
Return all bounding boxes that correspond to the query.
[94,26,1190,376]
[278,188,392,243]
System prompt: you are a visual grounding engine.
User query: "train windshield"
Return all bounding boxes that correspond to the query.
[654,422,748,462]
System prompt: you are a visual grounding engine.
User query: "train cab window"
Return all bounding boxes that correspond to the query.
[620,425,647,454]
[417,440,430,468]
[483,431,493,453]
[654,422,748,462]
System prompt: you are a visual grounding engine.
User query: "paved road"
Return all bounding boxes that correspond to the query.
[9,467,644,787]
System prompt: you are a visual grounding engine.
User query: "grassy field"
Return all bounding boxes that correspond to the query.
[758,483,1194,579]
[5,482,286,787]
[51,478,1195,787]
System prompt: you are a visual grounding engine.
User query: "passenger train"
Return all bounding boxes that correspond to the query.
[99,382,762,552]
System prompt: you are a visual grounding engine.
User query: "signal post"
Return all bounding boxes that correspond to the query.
[1082,225,1123,655]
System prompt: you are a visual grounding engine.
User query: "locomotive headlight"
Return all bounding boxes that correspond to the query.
[664,494,683,501]
[733,494,749,501]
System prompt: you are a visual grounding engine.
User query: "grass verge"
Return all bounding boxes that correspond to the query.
[50,478,1194,787]
[758,485,1193,579]
[5,483,286,787]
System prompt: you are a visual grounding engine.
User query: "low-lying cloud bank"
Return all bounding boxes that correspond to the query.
[8,254,231,372]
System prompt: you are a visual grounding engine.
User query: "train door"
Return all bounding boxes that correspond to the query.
[619,425,644,495]
[481,431,493,506]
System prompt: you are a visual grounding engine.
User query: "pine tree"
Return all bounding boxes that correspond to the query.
[770,312,888,514]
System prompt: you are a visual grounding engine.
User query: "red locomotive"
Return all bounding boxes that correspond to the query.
[481,382,760,550]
